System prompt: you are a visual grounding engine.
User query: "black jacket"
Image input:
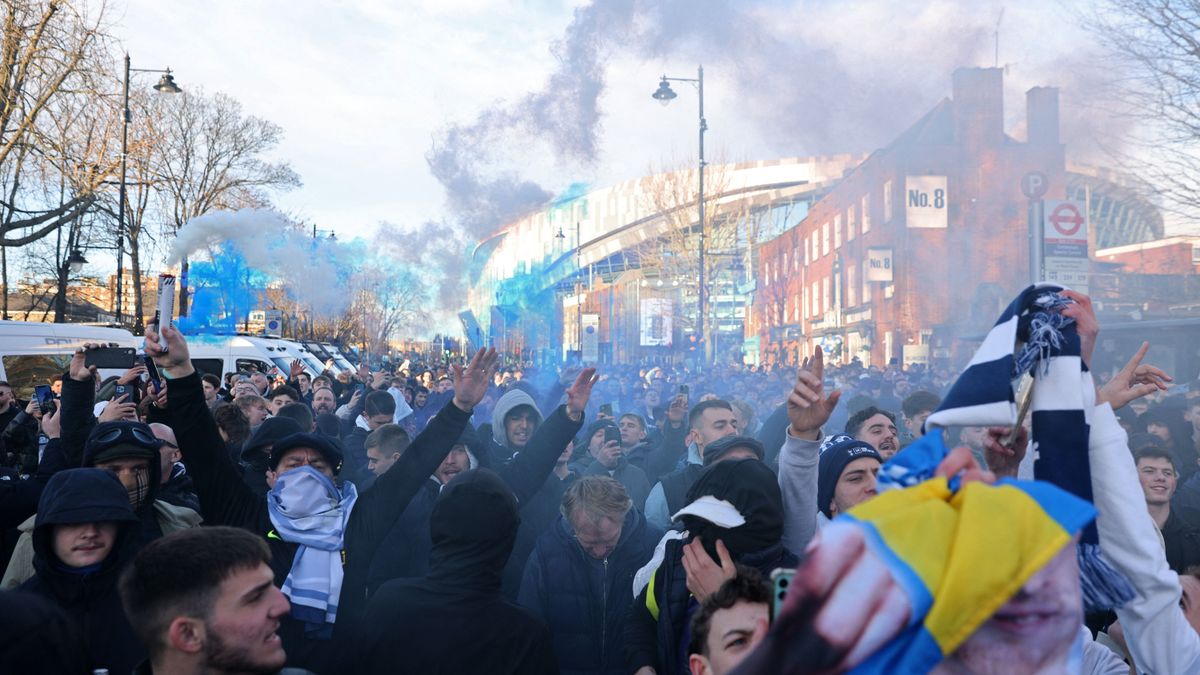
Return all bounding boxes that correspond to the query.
[363,476,440,594]
[354,469,557,675]
[164,371,470,673]
[21,468,143,674]
[518,508,663,675]
[582,457,652,512]
[1162,507,1200,573]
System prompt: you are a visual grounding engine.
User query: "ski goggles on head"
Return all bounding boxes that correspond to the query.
[88,422,162,458]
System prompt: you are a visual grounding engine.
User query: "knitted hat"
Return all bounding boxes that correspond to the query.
[817,434,882,518]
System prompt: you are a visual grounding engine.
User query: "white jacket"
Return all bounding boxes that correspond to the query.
[1090,402,1200,674]
[777,428,821,554]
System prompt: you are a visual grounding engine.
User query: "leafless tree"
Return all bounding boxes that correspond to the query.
[1086,0,1200,228]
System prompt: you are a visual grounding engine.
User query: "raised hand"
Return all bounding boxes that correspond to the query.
[100,394,138,422]
[1097,341,1172,411]
[144,324,194,378]
[666,393,687,425]
[40,406,60,439]
[565,367,599,421]
[937,445,997,485]
[787,349,841,441]
[731,523,911,675]
[289,359,305,379]
[451,348,499,412]
[983,426,1027,479]
[68,343,101,382]
[682,537,736,602]
[117,364,147,385]
[1060,290,1097,368]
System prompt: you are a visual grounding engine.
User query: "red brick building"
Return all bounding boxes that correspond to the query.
[1095,236,1200,276]
[751,68,1069,367]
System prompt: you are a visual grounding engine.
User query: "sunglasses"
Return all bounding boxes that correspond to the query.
[93,424,159,447]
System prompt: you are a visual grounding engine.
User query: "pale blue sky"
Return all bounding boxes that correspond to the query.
[110,0,1129,250]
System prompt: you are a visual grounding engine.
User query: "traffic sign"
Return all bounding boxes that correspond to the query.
[1042,199,1089,293]
[1021,171,1048,200]
[1048,202,1083,237]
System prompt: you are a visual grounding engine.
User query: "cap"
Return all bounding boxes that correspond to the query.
[241,417,303,462]
[671,495,747,528]
[702,435,765,466]
[268,432,344,473]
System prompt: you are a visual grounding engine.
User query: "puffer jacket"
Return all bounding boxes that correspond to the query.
[518,508,662,675]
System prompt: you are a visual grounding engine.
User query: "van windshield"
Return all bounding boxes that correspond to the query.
[3,355,71,399]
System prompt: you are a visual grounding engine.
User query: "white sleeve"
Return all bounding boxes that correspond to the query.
[1080,626,1130,675]
[1090,402,1200,675]
[778,429,821,554]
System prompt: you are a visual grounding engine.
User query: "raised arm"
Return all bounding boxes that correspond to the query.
[147,325,264,530]
[497,368,593,505]
[780,349,840,552]
[347,348,499,555]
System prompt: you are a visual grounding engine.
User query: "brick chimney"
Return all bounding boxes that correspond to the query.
[1026,86,1060,147]
[952,67,1004,149]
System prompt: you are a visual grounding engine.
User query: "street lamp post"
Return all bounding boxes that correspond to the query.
[117,53,181,330]
[653,65,708,364]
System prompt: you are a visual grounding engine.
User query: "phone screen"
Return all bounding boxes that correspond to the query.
[142,355,162,392]
[33,384,53,409]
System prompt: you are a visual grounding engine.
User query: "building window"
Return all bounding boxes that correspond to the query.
[822,222,830,257]
[764,261,770,285]
[793,295,800,323]
[862,260,872,303]
[822,277,831,314]
[834,214,842,249]
[847,206,857,241]
[883,181,893,223]
[847,263,857,307]
[803,286,809,320]
[862,195,871,233]
[812,281,820,315]
[1193,244,1200,263]
[802,236,809,265]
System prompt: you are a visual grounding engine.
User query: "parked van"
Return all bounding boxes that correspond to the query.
[185,335,309,380]
[0,321,140,398]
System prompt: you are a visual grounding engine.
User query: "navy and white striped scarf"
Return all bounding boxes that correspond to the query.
[881,283,1133,611]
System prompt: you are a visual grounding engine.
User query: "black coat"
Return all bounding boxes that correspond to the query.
[364,477,440,594]
[21,468,143,674]
[518,508,663,675]
[354,469,557,675]
[164,371,470,673]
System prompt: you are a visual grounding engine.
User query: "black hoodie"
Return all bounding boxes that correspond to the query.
[354,469,557,675]
[21,468,143,673]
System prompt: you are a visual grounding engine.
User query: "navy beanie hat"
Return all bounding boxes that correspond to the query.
[817,434,882,519]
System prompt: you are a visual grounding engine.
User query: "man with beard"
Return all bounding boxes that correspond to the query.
[120,526,293,675]
[310,387,337,418]
[845,406,899,460]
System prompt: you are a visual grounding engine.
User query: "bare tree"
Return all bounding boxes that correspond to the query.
[1087,0,1200,227]
[152,89,301,314]
[635,159,764,361]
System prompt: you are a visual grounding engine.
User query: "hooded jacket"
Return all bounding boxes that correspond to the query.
[163,370,470,673]
[518,507,663,675]
[625,459,798,675]
[21,468,144,673]
[489,389,544,463]
[355,469,557,675]
[582,457,652,512]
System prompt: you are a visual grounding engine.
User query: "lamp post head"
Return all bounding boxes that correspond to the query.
[652,77,676,106]
[67,249,88,274]
[153,70,182,94]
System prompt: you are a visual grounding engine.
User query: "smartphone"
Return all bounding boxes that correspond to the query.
[114,383,141,405]
[771,567,795,617]
[33,384,54,411]
[678,384,689,397]
[84,347,137,370]
[353,383,366,395]
[142,355,162,394]
[604,424,621,445]
[599,403,613,417]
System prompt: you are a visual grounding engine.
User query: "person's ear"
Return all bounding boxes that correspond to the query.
[265,469,278,489]
[829,500,839,517]
[167,616,206,655]
[688,653,711,675]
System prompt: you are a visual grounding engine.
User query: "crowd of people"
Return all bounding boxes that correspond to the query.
[0,285,1199,674]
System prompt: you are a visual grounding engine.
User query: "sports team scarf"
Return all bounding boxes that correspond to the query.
[840,473,1095,674]
[267,466,358,639]
[879,283,1133,612]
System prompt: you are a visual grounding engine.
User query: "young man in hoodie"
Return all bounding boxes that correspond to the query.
[488,388,543,465]
[22,468,144,673]
[147,324,497,673]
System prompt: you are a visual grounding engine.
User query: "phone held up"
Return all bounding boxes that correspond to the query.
[33,384,55,415]
[84,347,137,370]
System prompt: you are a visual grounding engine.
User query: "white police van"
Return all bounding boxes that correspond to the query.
[0,321,140,398]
